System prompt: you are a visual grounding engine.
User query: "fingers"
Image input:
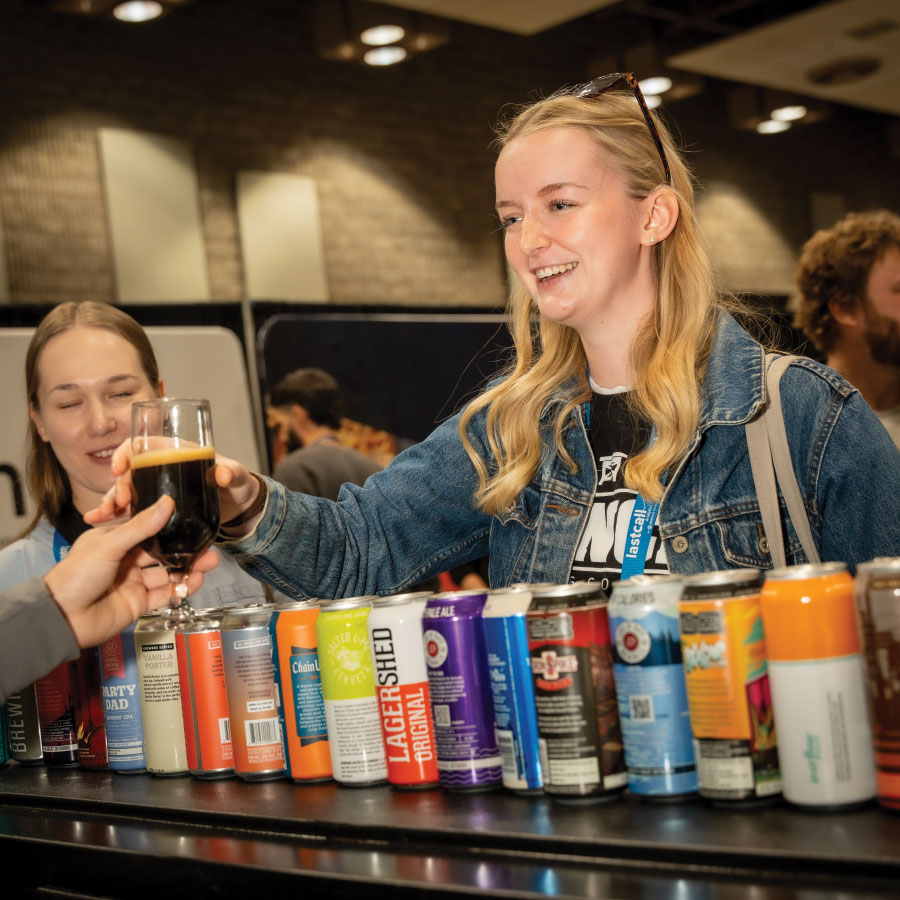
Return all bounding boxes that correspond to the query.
[110,438,133,476]
[99,495,175,558]
[215,463,234,488]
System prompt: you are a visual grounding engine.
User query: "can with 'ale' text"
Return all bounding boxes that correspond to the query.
[221,606,286,781]
[177,609,234,778]
[680,569,781,805]
[99,623,144,772]
[761,563,875,810]
[134,612,189,776]
[528,582,626,802]
[368,592,439,789]
[270,600,332,783]
[856,558,900,812]
[316,597,388,786]
[424,590,502,792]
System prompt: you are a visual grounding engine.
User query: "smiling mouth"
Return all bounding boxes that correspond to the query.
[89,449,116,460]
[536,262,578,282]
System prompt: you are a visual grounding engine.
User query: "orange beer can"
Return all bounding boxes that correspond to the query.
[679,569,782,804]
[761,562,875,809]
[269,600,333,782]
[854,558,900,812]
[176,609,234,779]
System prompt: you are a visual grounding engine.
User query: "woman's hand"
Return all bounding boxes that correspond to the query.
[44,495,220,648]
[84,438,263,530]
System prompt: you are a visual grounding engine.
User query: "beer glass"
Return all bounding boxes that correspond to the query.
[131,399,220,619]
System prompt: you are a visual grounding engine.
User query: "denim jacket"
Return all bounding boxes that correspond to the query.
[223,312,900,599]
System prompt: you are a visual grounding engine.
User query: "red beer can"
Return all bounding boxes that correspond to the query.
[176,609,234,779]
[35,662,78,767]
[71,647,108,769]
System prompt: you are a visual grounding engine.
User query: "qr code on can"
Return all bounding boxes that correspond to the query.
[434,704,451,727]
[630,695,655,722]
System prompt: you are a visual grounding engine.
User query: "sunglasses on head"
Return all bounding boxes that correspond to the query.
[547,72,672,186]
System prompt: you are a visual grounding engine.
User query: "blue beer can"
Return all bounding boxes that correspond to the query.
[423,590,502,791]
[608,575,697,799]
[98,622,146,773]
[483,587,543,793]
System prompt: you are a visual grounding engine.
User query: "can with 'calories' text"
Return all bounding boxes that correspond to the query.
[761,562,875,810]
[316,597,388,786]
[679,569,781,805]
[527,582,626,802]
[221,606,286,782]
[270,600,332,783]
[368,592,439,789]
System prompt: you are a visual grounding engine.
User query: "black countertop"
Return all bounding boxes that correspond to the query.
[1,763,898,898]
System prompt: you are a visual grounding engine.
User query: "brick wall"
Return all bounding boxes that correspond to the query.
[0,0,897,307]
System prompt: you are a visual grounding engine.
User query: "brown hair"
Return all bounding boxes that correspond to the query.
[795,210,900,355]
[19,301,161,538]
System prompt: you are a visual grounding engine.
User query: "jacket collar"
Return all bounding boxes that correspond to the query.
[699,309,767,430]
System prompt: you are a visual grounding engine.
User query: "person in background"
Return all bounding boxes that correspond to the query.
[0,495,218,704]
[95,74,900,598]
[795,209,900,446]
[267,367,382,501]
[0,301,270,608]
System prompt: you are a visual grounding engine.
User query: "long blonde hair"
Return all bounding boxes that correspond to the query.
[19,301,162,538]
[460,90,718,512]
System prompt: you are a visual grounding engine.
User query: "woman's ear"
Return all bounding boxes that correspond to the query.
[641,188,679,247]
[29,405,49,442]
[156,378,166,397]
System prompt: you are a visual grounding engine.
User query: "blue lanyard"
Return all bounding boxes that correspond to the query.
[584,399,663,581]
[52,528,71,563]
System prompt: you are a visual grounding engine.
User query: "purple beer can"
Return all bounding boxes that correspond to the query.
[423,590,502,791]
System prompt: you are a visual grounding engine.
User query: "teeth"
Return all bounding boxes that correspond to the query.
[536,262,578,280]
[92,449,114,459]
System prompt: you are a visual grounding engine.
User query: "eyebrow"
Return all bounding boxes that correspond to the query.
[495,181,589,210]
[48,373,141,395]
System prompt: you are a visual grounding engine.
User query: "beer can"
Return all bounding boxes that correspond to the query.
[482,586,542,793]
[368,591,439,789]
[134,612,189,775]
[527,582,626,801]
[71,647,108,769]
[423,590,502,792]
[761,562,876,809]
[99,622,145,773]
[176,609,234,779]
[0,704,8,765]
[270,600,332,783]
[221,605,286,781]
[608,575,697,800]
[4,685,44,765]
[856,558,900,812]
[316,597,388,786]
[679,569,781,804]
[35,662,78,767]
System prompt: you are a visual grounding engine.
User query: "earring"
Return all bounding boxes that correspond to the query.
[649,236,656,244]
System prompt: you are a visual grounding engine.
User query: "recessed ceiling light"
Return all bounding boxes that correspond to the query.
[360,24,406,47]
[363,46,407,66]
[757,119,791,135]
[112,1,163,22]
[645,94,663,110]
[770,105,808,122]
[638,76,673,96]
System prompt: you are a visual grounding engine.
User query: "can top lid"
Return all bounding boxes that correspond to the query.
[528,581,606,610]
[610,574,683,590]
[318,595,378,611]
[765,561,846,581]
[682,568,761,588]
[372,590,434,608]
[529,582,605,599]
[857,557,900,574]
[271,599,319,611]
[221,605,274,627]
[428,589,488,602]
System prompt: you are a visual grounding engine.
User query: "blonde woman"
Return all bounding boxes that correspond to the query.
[95,75,900,595]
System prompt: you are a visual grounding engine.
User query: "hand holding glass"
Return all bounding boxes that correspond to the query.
[131,399,220,616]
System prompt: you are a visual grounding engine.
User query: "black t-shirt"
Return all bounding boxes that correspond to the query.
[569,390,669,591]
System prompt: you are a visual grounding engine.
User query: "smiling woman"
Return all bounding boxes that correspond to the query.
[0,301,273,610]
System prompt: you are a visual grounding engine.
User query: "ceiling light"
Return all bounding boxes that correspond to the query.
[770,105,808,122]
[645,94,663,110]
[638,76,672,96]
[756,119,791,135]
[360,24,406,46]
[363,46,407,66]
[112,1,163,22]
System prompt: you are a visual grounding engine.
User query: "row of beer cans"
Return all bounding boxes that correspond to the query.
[2,560,897,812]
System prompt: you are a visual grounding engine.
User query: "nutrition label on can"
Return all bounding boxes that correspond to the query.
[326,697,387,782]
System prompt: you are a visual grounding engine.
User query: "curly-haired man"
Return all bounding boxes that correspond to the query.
[795,209,900,446]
